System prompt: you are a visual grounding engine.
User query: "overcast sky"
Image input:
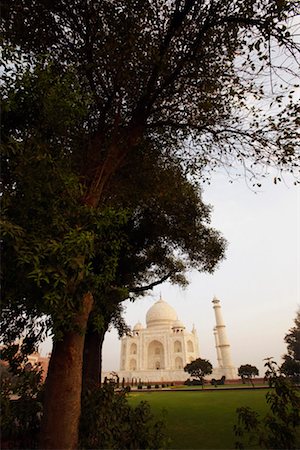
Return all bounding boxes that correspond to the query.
[101,170,299,376]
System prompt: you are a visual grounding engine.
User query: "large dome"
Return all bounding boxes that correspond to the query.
[146,297,178,328]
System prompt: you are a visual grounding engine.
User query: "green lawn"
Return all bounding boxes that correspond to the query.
[129,389,270,449]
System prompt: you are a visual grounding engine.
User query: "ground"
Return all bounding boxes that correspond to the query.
[129,388,300,449]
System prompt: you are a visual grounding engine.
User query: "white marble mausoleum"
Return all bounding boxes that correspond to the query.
[116,295,237,382]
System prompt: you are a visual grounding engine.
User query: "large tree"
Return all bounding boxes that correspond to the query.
[2,1,300,448]
[238,364,259,386]
[184,358,213,387]
[1,66,225,447]
[1,64,130,449]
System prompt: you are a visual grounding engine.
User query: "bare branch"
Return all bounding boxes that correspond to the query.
[128,271,175,294]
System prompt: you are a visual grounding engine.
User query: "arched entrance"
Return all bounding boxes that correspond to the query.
[187,340,194,352]
[129,358,136,370]
[147,340,165,369]
[130,343,137,354]
[174,340,182,352]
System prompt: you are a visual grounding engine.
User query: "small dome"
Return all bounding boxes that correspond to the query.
[146,297,177,328]
[133,321,143,331]
[172,320,185,329]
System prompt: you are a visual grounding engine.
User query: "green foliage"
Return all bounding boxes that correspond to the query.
[234,360,300,449]
[1,52,225,350]
[0,345,44,449]
[79,385,167,449]
[184,358,213,385]
[281,356,300,383]
[1,61,131,342]
[281,310,300,383]
[1,199,129,340]
[1,350,167,450]
[284,310,300,360]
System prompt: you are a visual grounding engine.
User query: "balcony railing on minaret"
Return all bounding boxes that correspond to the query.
[213,326,223,367]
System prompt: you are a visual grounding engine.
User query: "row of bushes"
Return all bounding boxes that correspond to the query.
[137,383,173,389]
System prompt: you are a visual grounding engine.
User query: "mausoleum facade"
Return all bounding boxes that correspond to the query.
[117,295,237,382]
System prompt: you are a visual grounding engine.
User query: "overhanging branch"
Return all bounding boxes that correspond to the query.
[128,270,176,294]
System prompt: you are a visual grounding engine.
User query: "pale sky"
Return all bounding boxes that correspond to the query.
[101,171,300,377]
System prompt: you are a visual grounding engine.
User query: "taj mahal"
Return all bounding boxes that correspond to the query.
[117,295,238,382]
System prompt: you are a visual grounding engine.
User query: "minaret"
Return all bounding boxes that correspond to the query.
[212,296,234,368]
[213,326,223,367]
[192,324,200,358]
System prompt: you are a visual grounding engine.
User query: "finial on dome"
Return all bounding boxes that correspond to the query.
[159,292,163,302]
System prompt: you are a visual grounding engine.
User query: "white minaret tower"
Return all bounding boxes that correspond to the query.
[213,326,223,367]
[212,296,237,379]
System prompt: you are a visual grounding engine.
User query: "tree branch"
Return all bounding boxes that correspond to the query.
[128,270,175,293]
[135,0,197,117]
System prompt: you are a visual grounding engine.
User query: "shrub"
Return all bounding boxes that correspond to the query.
[184,378,203,386]
[79,384,167,449]
[234,360,300,449]
[0,346,44,449]
[155,384,159,389]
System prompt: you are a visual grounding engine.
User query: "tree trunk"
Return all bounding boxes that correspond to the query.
[82,327,106,389]
[39,292,93,450]
[39,128,143,449]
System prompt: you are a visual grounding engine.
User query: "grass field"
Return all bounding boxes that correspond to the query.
[129,389,272,449]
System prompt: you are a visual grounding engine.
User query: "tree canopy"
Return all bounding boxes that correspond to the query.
[184,358,213,384]
[1,68,226,346]
[238,364,259,386]
[284,310,300,361]
[2,0,300,196]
